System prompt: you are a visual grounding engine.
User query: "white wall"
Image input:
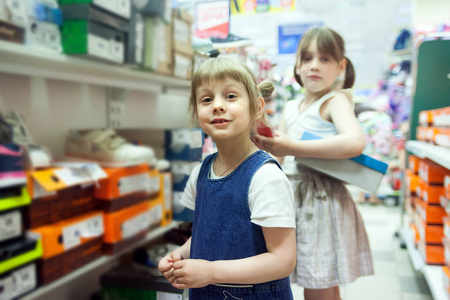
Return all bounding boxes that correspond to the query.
[412,0,450,26]
[0,73,190,159]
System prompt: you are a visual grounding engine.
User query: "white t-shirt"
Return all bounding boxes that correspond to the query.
[180,161,296,228]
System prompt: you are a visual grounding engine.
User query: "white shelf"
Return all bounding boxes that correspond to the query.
[21,221,182,300]
[401,227,448,300]
[406,140,450,170]
[0,40,191,93]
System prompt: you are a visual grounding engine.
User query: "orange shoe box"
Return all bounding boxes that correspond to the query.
[95,164,150,200]
[416,126,428,141]
[408,155,421,174]
[158,172,173,227]
[417,199,446,225]
[419,180,446,205]
[445,176,450,200]
[103,200,163,255]
[405,170,420,197]
[32,211,104,259]
[410,224,420,245]
[418,219,444,244]
[418,239,445,265]
[419,159,449,185]
[419,110,433,127]
[435,128,450,147]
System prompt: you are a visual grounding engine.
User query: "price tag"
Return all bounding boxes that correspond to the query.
[191,130,203,148]
[122,211,151,239]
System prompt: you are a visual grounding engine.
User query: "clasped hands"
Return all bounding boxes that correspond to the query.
[158,252,213,289]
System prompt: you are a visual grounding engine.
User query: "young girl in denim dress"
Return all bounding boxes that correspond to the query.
[256,27,374,300]
[159,57,296,299]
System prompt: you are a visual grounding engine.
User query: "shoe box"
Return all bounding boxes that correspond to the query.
[0,186,31,214]
[165,129,204,162]
[25,168,99,229]
[443,266,450,298]
[0,208,24,245]
[103,201,162,255]
[172,191,194,222]
[171,161,200,192]
[416,178,445,205]
[296,131,388,193]
[0,19,25,44]
[419,159,449,185]
[59,3,129,63]
[32,211,104,284]
[408,155,421,174]
[60,0,131,20]
[416,199,446,225]
[157,172,173,227]
[143,16,172,75]
[405,169,420,197]
[0,233,43,293]
[0,262,38,299]
[445,175,450,200]
[100,264,188,300]
[114,128,166,160]
[94,163,150,207]
[172,8,193,79]
[418,239,444,265]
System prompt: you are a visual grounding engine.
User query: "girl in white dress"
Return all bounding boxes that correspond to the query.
[256,27,374,300]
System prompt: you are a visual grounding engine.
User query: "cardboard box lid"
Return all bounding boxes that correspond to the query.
[300,131,388,174]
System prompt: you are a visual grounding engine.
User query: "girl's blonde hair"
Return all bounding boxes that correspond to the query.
[296,27,355,88]
[189,57,274,125]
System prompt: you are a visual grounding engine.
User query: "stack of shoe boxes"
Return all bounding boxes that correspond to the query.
[0,145,43,299]
[0,0,62,50]
[166,129,204,222]
[27,167,104,285]
[404,155,421,245]
[172,8,193,79]
[139,0,174,74]
[415,158,448,265]
[94,163,165,255]
[59,0,130,63]
[417,106,450,146]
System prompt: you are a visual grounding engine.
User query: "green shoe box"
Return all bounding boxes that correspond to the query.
[60,4,129,63]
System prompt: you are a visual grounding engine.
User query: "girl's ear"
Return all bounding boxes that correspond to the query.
[338,58,347,75]
[256,96,265,119]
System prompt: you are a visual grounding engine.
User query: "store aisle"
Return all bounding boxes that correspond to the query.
[290,203,433,300]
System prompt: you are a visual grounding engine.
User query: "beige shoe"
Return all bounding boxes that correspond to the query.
[65,129,155,167]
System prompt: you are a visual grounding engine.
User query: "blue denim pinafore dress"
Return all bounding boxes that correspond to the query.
[189,150,293,300]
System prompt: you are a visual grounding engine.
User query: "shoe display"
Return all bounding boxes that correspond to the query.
[0,143,26,188]
[0,111,53,169]
[64,129,156,167]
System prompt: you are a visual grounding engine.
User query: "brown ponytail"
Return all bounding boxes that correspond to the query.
[343,57,355,89]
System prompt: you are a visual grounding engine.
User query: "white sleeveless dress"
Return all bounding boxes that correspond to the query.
[282,90,374,289]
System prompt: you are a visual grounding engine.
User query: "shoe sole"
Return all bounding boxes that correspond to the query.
[64,156,149,168]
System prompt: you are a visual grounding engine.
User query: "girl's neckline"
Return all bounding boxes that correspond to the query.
[209,150,261,180]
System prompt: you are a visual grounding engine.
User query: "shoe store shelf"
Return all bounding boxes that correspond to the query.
[21,221,182,300]
[406,140,450,170]
[0,40,191,93]
[401,227,448,300]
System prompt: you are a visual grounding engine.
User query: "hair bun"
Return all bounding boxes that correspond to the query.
[257,80,274,100]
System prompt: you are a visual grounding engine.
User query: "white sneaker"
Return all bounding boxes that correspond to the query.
[2,111,53,169]
[65,129,155,167]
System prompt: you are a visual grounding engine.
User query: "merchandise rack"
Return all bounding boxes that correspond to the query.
[406,141,450,171]
[400,227,447,300]
[21,221,182,300]
[0,40,191,93]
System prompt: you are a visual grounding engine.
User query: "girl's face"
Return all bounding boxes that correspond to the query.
[196,78,258,142]
[296,39,346,94]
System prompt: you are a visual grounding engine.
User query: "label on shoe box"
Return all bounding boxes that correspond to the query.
[121,205,162,239]
[156,292,182,300]
[0,264,36,300]
[118,173,150,196]
[147,175,160,196]
[53,163,107,187]
[163,174,172,210]
[62,215,104,250]
[0,210,22,242]
[94,0,131,19]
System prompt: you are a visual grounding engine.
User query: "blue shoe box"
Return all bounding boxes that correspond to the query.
[172,191,194,222]
[296,131,388,193]
[165,129,204,162]
[171,161,200,192]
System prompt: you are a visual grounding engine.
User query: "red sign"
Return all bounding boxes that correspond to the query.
[195,0,230,39]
